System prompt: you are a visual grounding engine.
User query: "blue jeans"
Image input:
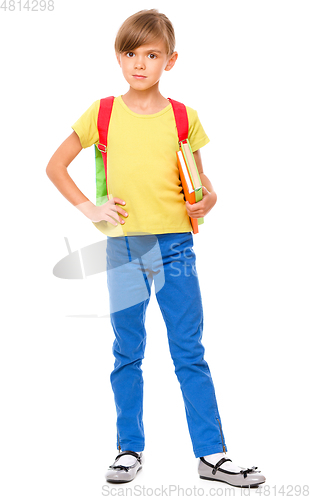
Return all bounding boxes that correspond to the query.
[106,232,227,458]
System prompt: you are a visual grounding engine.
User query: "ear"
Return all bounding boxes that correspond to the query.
[165,51,178,72]
[116,52,121,67]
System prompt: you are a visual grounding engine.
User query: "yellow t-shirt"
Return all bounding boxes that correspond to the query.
[72,95,210,236]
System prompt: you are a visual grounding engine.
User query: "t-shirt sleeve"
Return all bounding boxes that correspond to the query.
[186,106,210,152]
[71,100,100,148]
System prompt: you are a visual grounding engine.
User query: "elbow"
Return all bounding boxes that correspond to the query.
[46,163,55,181]
[46,164,52,179]
[213,190,217,205]
[46,161,64,180]
[46,157,54,176]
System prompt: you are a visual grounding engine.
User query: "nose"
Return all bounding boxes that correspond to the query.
[134,55,145,70]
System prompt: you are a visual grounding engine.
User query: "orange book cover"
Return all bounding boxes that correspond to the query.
[176,150,199,234]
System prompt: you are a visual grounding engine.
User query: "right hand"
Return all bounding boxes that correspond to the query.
[75,198,128,226]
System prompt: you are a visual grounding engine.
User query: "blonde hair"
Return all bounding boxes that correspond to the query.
[114,9,175,56]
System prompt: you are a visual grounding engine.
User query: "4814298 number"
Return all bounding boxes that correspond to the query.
[0,0,54,10]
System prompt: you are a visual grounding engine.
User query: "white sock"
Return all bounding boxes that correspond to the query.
[203,452,242,473]
[114,451,142,467]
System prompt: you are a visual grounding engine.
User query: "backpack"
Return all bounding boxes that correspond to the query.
[94,96,189,207]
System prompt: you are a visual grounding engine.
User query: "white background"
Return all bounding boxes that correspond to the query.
[1,0,311,498]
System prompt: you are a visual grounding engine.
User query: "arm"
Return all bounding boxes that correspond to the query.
[46,131,128,225]
[46,131,87,205]
[185,148,217,219]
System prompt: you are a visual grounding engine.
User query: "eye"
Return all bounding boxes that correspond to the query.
[148,53,157,59]
[126,52,135,58]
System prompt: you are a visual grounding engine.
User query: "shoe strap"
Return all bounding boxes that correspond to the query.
[200,456,232,475]
[212,457,232,475]
[114,450,142,463]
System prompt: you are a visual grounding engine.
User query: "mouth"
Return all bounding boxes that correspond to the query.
[133,75,147,79]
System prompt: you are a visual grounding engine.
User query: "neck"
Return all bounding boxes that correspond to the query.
[122,83,167,111]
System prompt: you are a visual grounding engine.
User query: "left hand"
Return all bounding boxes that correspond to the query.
[185,186,217,219]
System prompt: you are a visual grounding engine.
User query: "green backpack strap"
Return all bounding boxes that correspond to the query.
[95,96,115,206]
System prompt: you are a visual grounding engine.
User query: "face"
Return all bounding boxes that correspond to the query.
[116,39,178,90]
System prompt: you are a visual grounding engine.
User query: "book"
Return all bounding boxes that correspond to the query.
[176,139,204,234]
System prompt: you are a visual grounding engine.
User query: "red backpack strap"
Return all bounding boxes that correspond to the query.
[167,97,189,143]
[97,96,115,186]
